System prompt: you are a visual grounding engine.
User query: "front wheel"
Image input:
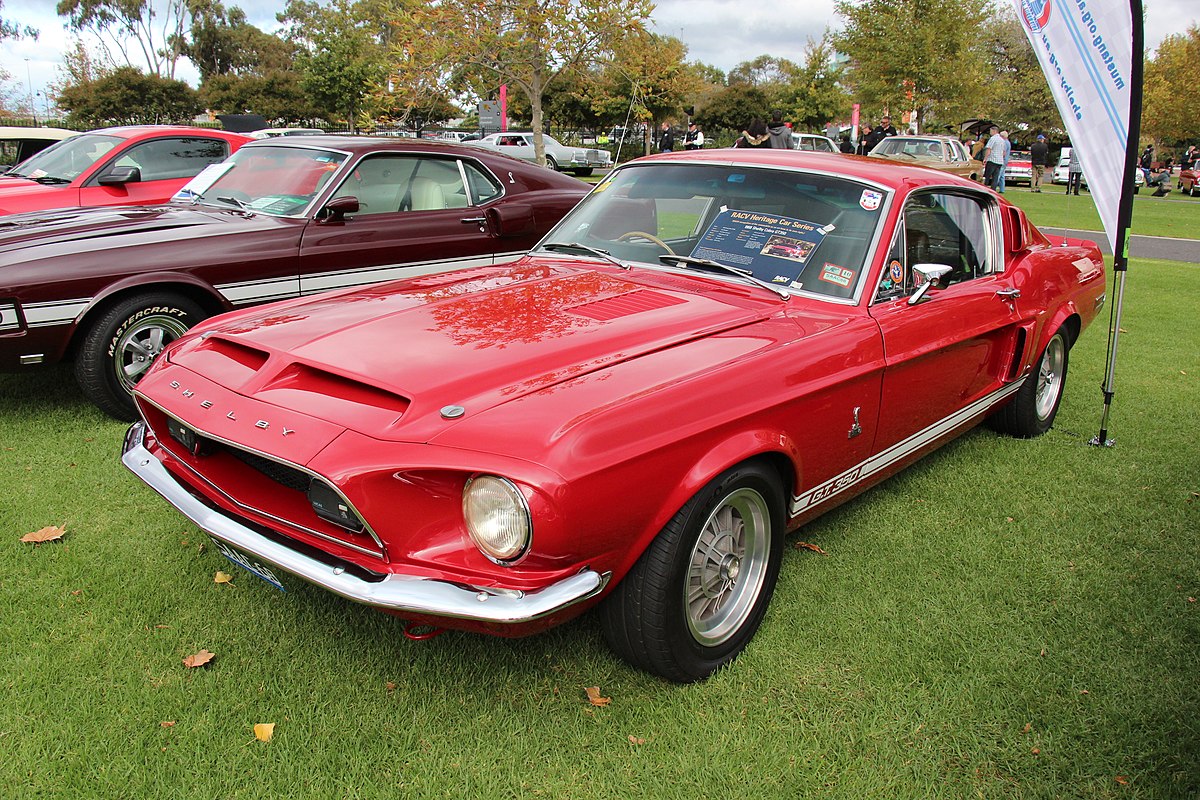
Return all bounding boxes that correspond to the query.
[573,168,594,177]
[544,156,559,171]
[600,461,785,682]
[989,327,1069,438]
[74,292,206,420]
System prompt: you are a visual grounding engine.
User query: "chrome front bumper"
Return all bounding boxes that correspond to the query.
[121,421,608,624]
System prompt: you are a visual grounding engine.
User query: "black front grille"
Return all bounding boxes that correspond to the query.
[224,446,312,492]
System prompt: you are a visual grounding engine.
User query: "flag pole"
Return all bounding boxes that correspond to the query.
[1090,0,1144,448]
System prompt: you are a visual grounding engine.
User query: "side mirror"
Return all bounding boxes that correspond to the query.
[317,195,360,222]
[907,263,953,305]
[97,166,141,186]
[485,203,536,238]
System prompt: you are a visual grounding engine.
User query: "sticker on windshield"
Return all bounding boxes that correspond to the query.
[859,190,882,211]
[819,263,855,288]
[172,162,234,201]
[692,210,830,284]
[889,259,905,283]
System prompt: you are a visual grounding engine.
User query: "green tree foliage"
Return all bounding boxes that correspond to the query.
[199,70,316,123]
[1,0,38,40]
[279,0,390,130]
[1143,25,1200,146]
[184,0,295,81]
[57,65,200,126]
[834,0,988,130]
[978,8,1062,137]
[779,35,851,132]
[57,0,189,78]
[695,84,772,134]
[390,0,653,166]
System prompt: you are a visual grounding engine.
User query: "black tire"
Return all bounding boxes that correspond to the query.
[600,461,785,682]
[545,156,559,171]
[74,292,206,421]
[989,328,1069,438]
[574,168,594,177]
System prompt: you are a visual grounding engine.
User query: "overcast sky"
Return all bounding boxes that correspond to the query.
[2,0,1194,113]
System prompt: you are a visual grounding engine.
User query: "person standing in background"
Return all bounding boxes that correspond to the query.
[1029,134,1049,192]
[683,122,704,150]
[658,123,675,153]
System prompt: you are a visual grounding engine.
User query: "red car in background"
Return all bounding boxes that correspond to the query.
[0,126,249,215]
[1178,167,1198,196]
[123,150,1107,682]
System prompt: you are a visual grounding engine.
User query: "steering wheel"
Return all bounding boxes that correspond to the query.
[617,230,676,255]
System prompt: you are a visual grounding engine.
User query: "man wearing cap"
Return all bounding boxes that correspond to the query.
[1030,134,1049,192]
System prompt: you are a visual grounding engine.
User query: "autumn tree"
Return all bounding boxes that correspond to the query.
[390,0,653,167]
[1143,25,1200,146]
[834,0,989,131]
[978,7,1062,137]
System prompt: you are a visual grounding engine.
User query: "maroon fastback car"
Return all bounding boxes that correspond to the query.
[0,136,588,418]
[0,125,249,215]
[123,150,1106,682]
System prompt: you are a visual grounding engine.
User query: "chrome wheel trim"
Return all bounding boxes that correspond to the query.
[1035,335,1066,421]
[114,313,191,391]
[684,487,771,646]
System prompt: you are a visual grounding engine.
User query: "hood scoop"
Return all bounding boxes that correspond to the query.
[566,290,686,321]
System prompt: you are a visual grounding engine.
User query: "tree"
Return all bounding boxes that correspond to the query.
[1,0,38,40]
[695,84,772,133]
[57,0,189,78]
[57,66,200,126]
[279,0,391,130]
[834,0,989,131]
[1143,25,1200,146]
[390,0,653,166]
[781,36,851,132]
[978,8,1061,137]
[184,0,295,81]
[199,70,317,123]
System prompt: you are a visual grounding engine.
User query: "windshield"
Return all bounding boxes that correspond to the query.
[872,138,944,159]
[6,133,117,181]
[537,162,887,301]
[175,144,347,215]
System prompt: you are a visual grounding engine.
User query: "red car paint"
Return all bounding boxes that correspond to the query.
[123,150,1106,681]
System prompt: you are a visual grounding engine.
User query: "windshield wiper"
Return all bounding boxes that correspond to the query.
[540,242,629,269]
[30,175,71,185]
[658,255,790,299]
[215,195,249,209]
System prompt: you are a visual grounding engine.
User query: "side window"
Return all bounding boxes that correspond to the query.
[330,155,469,215]
[875,191,994,302]
[463,161,502,204]
[111,137,228,181]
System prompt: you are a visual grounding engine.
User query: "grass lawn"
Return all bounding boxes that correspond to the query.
[974,183,1199,240]
[1,259,1196,798]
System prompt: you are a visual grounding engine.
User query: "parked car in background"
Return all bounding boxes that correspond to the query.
[122,149,1106,683]
[869,134,983,181]
[1052,147,1146,192]
[1178,167,1199,196]
[0,126,249,215]
[0,126,77,170]
[466,132,612,176]
[0,136,588,418]
[248,128,325,139]
[1005,150,1033,185]
[790,133,838,152]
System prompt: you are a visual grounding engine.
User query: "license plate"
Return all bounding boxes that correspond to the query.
[210,537,287,592]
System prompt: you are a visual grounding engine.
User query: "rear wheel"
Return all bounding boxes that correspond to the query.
[74,292,206,420]
[989,327,1069,438]
[600,461,785,682]
[574,168,594,177]
[544,156,559,171]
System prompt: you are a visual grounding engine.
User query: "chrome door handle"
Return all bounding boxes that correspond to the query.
[996,288,1021,300]
[461,216,486,225]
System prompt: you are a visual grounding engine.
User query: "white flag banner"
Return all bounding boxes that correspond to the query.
[1014,0,1136,251]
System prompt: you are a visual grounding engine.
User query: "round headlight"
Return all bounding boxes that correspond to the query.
[463,475,530,563]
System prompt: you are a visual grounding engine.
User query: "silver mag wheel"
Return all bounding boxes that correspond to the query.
[600,461,785,683]
[75,292,206,421]
[685,487,772,647]
[988,326,1071,439]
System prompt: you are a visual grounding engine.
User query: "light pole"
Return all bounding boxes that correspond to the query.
[24,58,36,125]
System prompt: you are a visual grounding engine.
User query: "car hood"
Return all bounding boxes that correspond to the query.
[159,259,776,442]
[0,176,73,209]
[0,202,278,255]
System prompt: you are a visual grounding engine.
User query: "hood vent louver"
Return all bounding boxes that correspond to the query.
[566,290,686,322]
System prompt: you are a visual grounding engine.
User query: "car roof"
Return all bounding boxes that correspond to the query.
[0,126,77,140]
[83,125,250,140]
[624,148,982,192]
[240,135,538,157]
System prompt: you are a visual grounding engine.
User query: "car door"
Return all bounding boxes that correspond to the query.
[78,136,232,207]
[868,189,1025,452]
[297,153,509,294]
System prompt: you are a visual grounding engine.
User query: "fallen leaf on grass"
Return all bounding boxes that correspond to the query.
[1031,748,1041,755]
[160,721,176,728]
[385,681,397,692]
[628,735,646,745]
[1188,597,1196,603]
[1022,722,1032,733]
[253,723,275,742]
[182,649,215,668]
[584,686,611,707]
[214,571,235,586]
[1115,776,1129,786]
[794,541,828,555]
[21,525,66,544]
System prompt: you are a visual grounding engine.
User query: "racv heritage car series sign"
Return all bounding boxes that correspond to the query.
[122,148,1106,682]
